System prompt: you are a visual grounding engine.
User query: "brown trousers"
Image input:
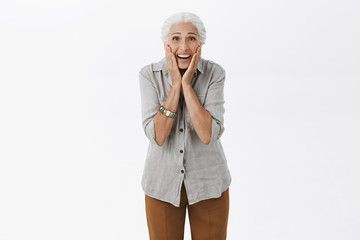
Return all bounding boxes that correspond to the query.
[145,181,230,240]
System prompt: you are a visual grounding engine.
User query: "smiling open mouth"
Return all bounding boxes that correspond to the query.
[177,54,191,59]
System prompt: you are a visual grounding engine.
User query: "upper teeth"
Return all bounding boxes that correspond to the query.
[178,54,190,58]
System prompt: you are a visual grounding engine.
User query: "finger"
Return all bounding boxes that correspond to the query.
[165,47,172,65]
[166,45,174,59]
[166,45,171,60]
[166,45,176,66]
[165,45,171,58]
[165,46,179,74]
[189,49,200,71]
[190,46,200,67]
[169,46,177,61]
[194,46,201,61]
[169,47,178,67]
[193,48,200,63]
[168,45,174,56]
[188,53,196,70]
[197,46,201,61]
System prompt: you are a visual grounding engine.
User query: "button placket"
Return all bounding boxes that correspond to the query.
[179,97,186,173]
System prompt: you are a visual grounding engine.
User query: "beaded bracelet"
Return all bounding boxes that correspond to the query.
[159,105,177,118]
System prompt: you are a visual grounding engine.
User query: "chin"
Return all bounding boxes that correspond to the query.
[178,64,189,69]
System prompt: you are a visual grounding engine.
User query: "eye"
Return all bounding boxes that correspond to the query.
[172,36,179,41]
[189,37,196,41]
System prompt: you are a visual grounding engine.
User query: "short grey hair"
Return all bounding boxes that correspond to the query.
[160,12,207,45]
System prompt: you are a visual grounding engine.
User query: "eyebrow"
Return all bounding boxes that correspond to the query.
[171,32,198,36]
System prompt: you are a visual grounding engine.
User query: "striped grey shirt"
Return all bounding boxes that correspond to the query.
[139,56,231,207]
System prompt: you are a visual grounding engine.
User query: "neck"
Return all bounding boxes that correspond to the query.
[179,68,186,76]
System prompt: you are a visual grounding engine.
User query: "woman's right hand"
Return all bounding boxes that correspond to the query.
[164,44,182,88]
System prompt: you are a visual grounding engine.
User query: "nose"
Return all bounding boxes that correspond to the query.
[179,39,190,51]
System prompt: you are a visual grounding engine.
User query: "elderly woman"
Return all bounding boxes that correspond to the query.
[139,12,232,240]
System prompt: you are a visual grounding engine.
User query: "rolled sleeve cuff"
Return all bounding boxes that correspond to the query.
[145,118,162,147]
[208,118,225,145]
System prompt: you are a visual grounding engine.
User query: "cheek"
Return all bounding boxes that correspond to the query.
[169,44,178,52]
[166,40,175,49]
[191,43,200,53]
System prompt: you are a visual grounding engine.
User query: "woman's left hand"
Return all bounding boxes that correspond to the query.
[182,45,202,86]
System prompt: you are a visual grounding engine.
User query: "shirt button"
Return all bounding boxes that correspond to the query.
[181,170,184,174]
[180,128,183,132]
[180,149,183,153]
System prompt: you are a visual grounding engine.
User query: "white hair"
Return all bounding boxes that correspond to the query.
[160,12,207,45]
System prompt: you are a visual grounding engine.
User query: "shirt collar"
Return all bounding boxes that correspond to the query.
[153,57,205,84]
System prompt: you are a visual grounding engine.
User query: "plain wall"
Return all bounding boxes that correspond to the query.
[0,0,359,239]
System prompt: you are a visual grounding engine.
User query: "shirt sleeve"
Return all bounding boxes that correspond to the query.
[204,65,226,145]
[139,66,162,146]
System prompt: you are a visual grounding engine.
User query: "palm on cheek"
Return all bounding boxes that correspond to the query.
[182,45,201,86]
[164,44,202,88]
[164,44,182,85]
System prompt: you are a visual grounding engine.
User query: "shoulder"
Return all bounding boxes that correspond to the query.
[200,58,226,83]
[201,58,225,76]
[138,58,166,89]
[139,58,165,77]
[139,63,152,78]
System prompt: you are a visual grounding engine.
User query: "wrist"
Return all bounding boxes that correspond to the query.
[182,82,191,88]
[172,82,182,90]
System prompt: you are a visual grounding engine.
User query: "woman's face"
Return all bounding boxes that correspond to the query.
[165,21,201,69]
